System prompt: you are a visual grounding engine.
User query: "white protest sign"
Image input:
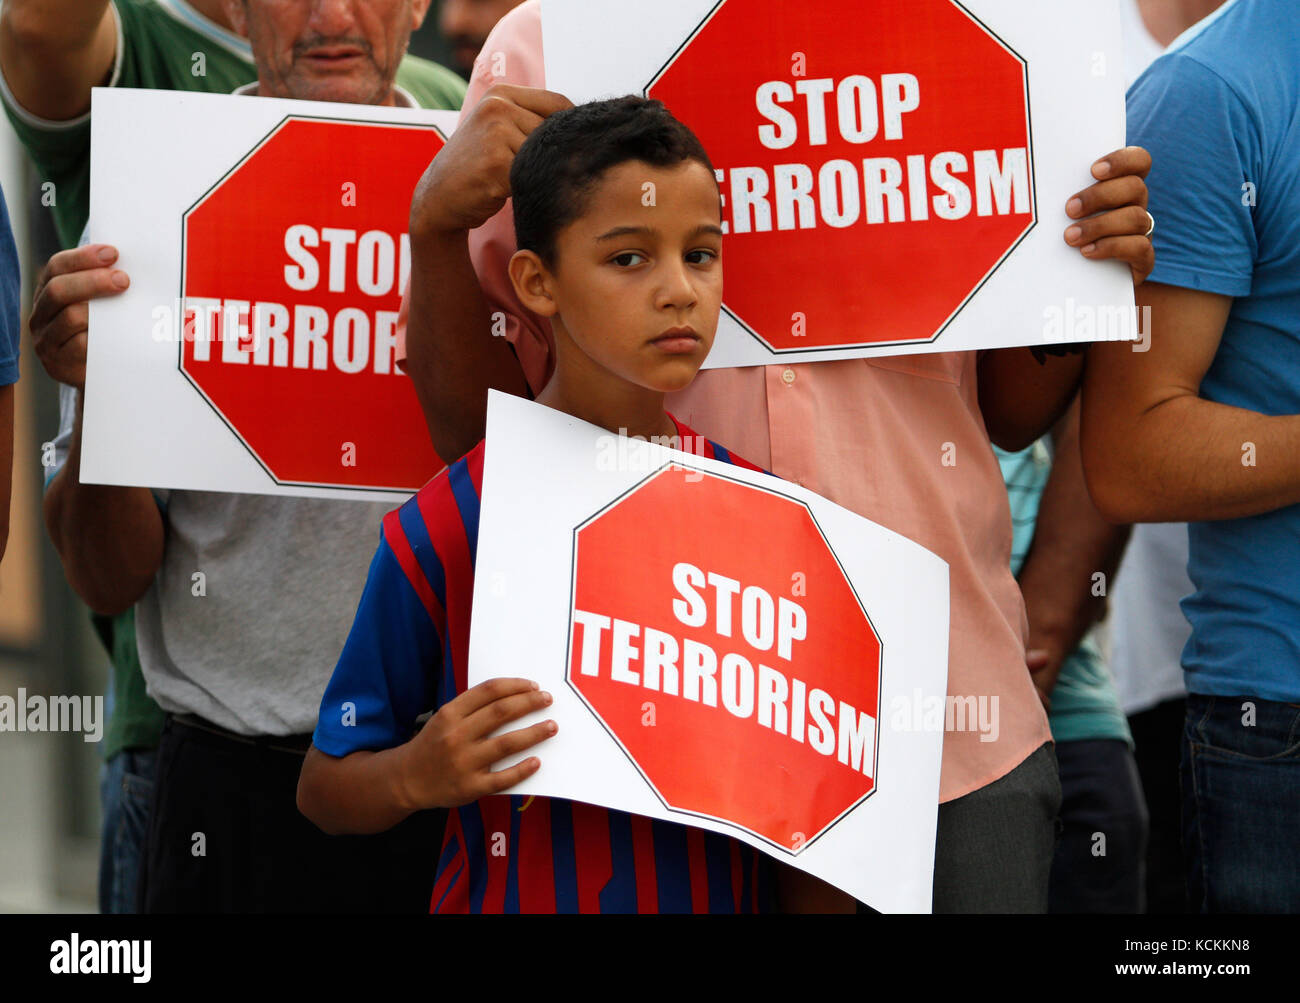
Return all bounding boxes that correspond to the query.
[83,88,457,501]
[542,0,1137,367]
[468,390,951,912]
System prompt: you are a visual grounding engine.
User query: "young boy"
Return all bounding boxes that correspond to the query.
[297,96,779,913]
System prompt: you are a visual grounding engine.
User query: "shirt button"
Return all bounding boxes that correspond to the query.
[781,368,796,385]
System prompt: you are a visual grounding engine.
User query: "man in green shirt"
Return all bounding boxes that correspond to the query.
[5,0,464,913]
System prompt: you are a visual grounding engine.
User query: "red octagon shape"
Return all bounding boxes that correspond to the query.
[567,463,883,853]
[180,116,445,491]
[647,0,1034,354]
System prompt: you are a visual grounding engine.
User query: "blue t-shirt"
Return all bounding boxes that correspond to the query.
[1127,0,1300,702]
[0,182,19,386]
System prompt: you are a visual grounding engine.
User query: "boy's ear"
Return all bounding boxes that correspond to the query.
[508,249,559,318]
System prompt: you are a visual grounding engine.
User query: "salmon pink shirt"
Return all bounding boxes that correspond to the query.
[395,0,1050,802]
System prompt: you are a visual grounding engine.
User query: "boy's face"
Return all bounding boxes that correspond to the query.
[513,159,724,395]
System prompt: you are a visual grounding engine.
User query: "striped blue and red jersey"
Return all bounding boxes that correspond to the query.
[313,414,776,913]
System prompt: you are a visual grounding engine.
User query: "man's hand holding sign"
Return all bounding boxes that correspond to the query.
[80,91,460,499]
[980,145,1154,453]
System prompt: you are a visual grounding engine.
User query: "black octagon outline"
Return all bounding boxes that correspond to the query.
[645,0,1038,355]
[564,460,884,857]
[177,114,448,493]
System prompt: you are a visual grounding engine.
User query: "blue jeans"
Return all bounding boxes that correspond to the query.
[1182,693,1300,912]
[98,747,158,914]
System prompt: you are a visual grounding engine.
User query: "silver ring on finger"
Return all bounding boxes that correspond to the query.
[1143,210,1155,238]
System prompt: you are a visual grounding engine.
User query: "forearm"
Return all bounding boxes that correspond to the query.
[0,0,116,120]
[1017,403,1130,682]
[405,230,530,463]
[297,744,417,836]
[978,348,1086,453]
[43,401,162,615]
[1083,382,1300,523]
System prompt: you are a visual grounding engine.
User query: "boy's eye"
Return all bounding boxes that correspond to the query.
[686,249,719,265]
[612,252,646,267]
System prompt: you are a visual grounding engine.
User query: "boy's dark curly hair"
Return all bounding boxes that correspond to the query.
[511,95,716,267]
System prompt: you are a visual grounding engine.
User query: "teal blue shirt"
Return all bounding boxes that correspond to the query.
[998,442,1132,746]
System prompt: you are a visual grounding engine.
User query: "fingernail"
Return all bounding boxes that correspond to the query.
[542,692,552,704]
[530,680,539,689]
[548,721,558,734]
[1064,225,1082,243]
[1081,243,1096,255]
[1066,198,1083,217]
[98,246,116,263]
[1093,160,1111,178]
[111,270,129,288]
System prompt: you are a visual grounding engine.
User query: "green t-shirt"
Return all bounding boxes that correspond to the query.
[998,441,1133,747]
[1,0,466,247]
[11,0,465,758]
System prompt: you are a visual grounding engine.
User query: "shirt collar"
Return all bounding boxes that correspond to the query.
[230,81,419,108]
[156,0,254,62]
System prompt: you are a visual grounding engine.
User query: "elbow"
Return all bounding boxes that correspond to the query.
[70,563,155,617]
[297,749,340,835]
[1083,468,1137,524]
[1,6,47,51]
[1080,433,1144,525]
[82,581,149,619]
[43,487,160,616]
[73,555,161,620]
[985,406,1042,453]
[988,423,1038,455]
[1,4,86,57]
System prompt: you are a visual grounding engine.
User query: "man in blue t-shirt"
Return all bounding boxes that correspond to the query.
[0,182,19,562]
[1082,0,1300,912]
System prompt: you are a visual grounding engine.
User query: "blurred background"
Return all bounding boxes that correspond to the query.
[0,1,466,913]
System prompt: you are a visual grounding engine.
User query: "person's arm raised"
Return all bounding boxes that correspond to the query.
[1081,282,1300,524]
[0,1,117,121]
[405,84,570,463]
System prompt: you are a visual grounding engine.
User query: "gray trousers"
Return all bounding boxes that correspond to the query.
[931,741,1062,913]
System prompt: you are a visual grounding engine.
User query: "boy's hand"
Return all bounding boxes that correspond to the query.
[1062,146,1155,287]
[409,84,572,239]
[30,244,131,391]
[398,677,557,810]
